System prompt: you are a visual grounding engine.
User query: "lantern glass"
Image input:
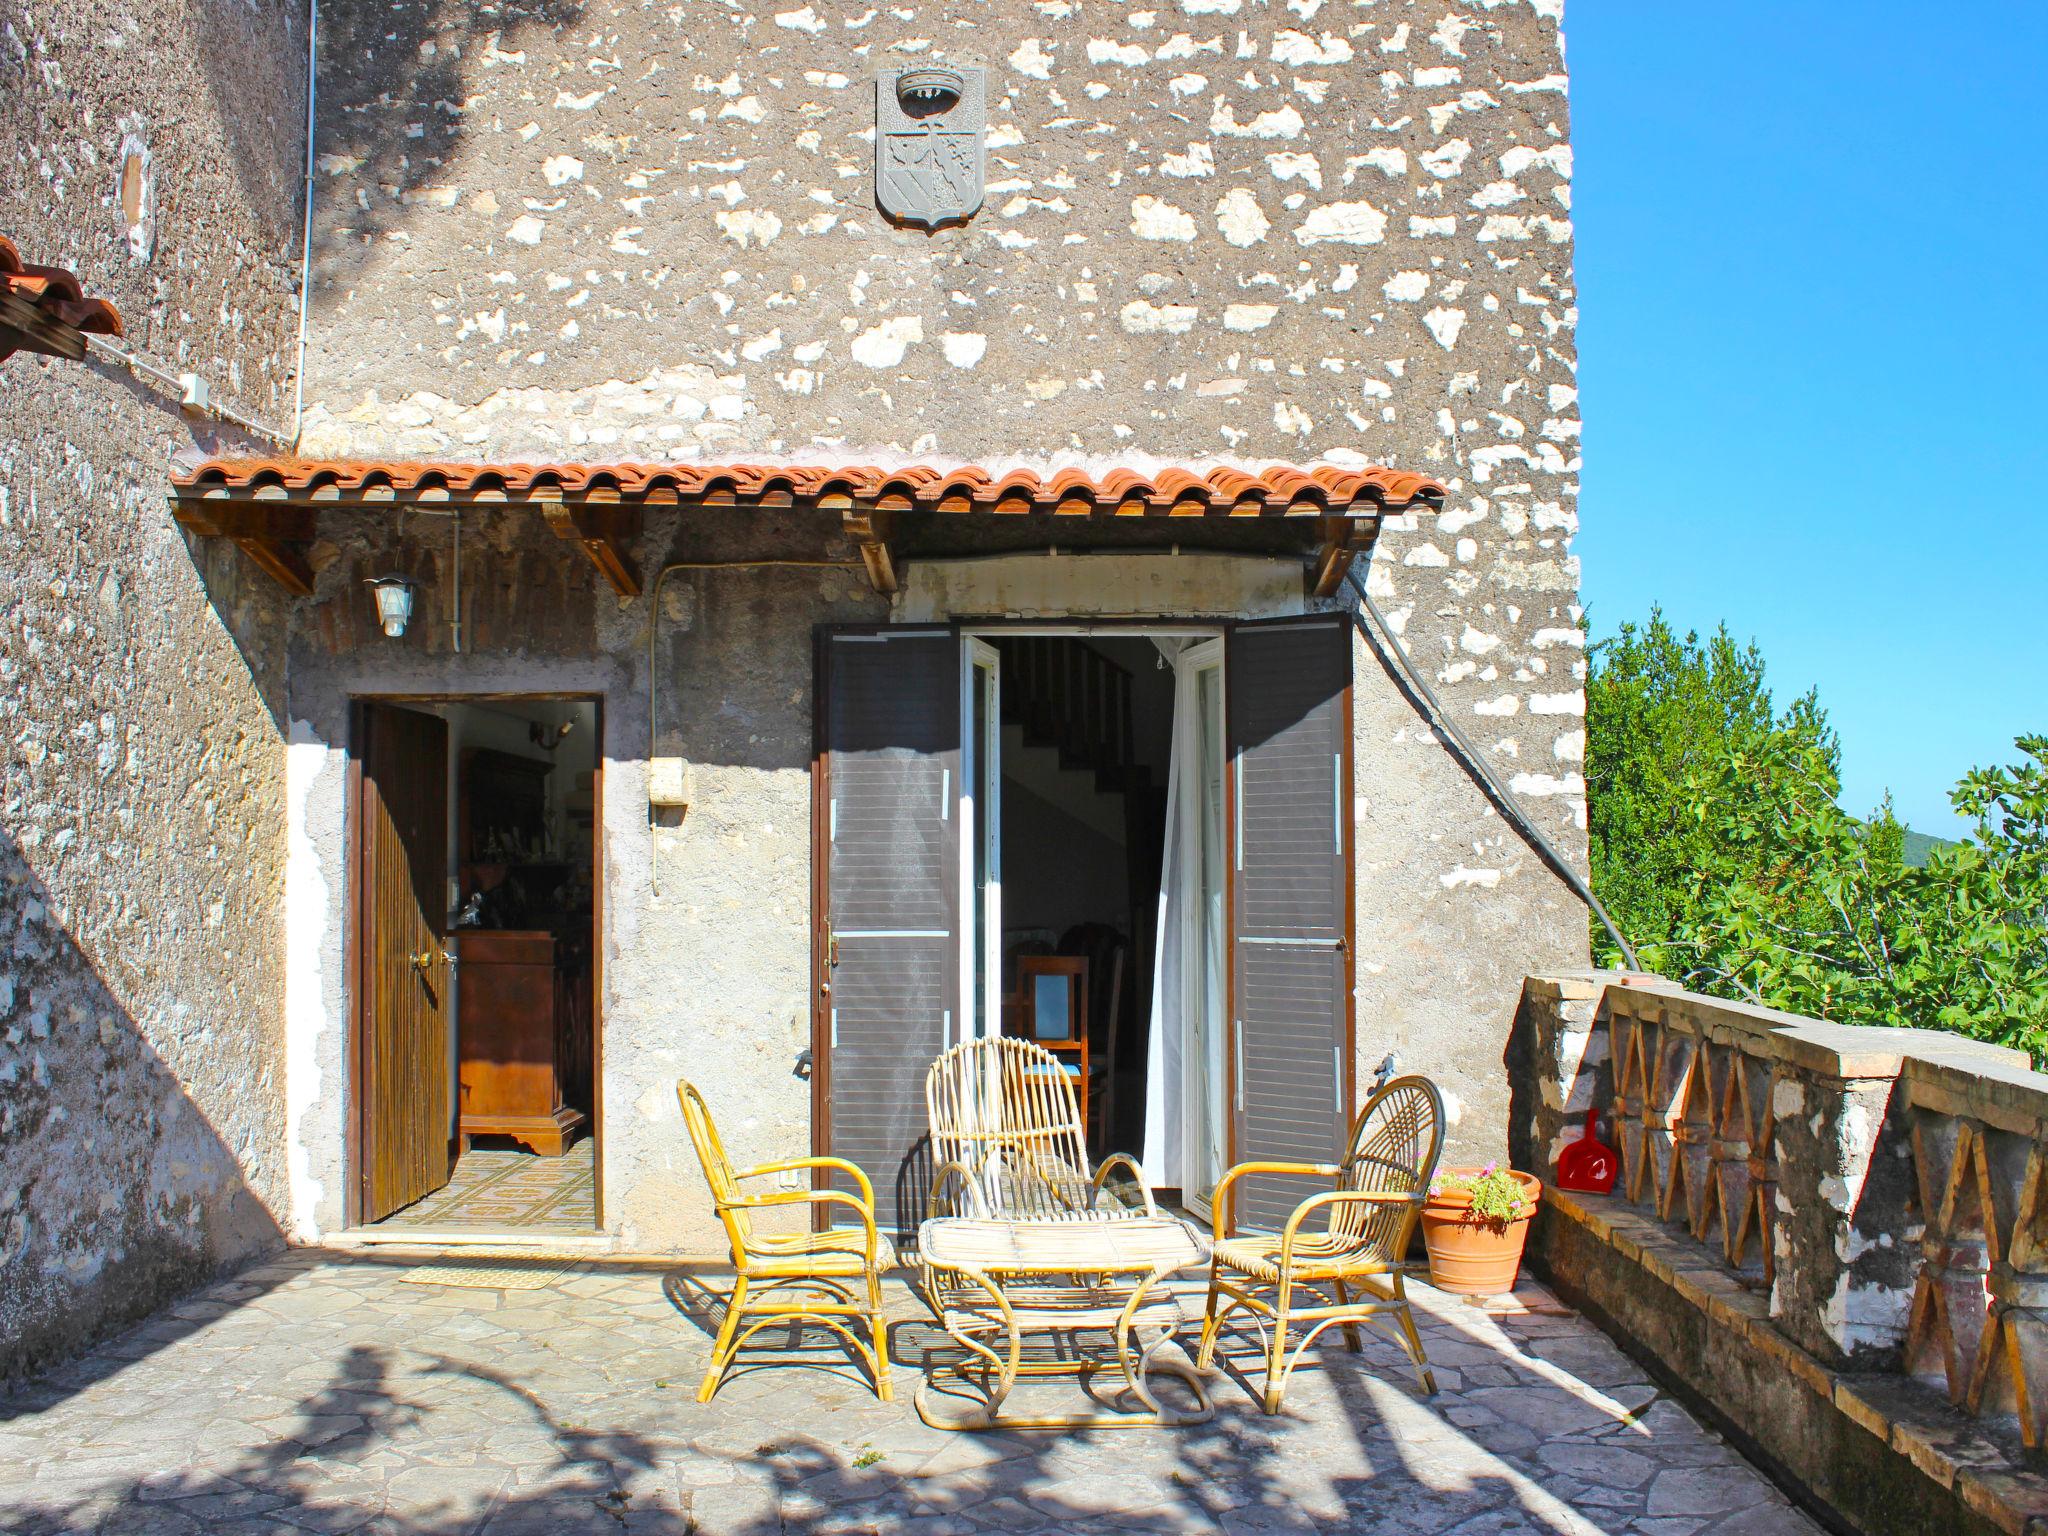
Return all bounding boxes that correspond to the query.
[367,577,414,638]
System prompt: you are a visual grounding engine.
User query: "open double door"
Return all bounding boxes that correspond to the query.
[811,617,1354,1234]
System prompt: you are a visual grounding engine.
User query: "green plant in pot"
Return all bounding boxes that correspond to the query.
[1420,1161,1542,1297]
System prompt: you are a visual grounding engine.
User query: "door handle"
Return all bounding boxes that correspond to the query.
[410,950,438,971]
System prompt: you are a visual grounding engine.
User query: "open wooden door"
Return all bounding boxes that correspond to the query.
[356,701,452,1223]
[814,628,961,1234]
[1225,614,1354,1232]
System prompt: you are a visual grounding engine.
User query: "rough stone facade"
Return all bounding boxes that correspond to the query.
[0,0,307,1377]
[7,0,1593,1315]
[277,0,1587,1243]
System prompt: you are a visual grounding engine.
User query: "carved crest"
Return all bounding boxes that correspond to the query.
[875,66,986,228]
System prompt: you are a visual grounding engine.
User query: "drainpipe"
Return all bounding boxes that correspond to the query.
[1341,565,1643,971]
[291,0,319,448]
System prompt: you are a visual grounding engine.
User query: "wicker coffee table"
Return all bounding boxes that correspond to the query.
[915,1214,1214,1429]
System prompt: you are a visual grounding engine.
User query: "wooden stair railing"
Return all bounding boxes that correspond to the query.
[1001,637,1145,794]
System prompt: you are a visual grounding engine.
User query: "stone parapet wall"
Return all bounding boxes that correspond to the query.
[1514,973,2048,1529]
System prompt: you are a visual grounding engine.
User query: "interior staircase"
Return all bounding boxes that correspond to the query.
[998,636,1152,798]
[994,637,1169,1152]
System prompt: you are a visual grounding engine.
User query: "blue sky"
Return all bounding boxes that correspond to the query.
[1567,4,2048,836]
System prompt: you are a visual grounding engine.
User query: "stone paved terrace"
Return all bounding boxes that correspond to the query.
[0,1249,1819,1535]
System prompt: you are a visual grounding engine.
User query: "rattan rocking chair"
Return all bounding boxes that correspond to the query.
[924,1035,1156,1222]
[677,1079,893,1403]
[1197,1074,1444,1413]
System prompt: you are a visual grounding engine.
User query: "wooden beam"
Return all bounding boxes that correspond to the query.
[542,500,642,597]
[1310,516,1377,598]
[166,497,320,594]
[231,536,316,597]
[0,288,87,362]
[837,507,898,595]
[172,501,319,541]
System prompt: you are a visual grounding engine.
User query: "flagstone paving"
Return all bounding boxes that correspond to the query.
[0,1249,1821,1534]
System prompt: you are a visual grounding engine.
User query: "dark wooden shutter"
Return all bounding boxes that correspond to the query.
[816,627,960,1234]
[357,701,451,1223]
[1227,614,1354,1232]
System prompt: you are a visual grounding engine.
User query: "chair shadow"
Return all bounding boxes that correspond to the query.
[659,1270,887,1398]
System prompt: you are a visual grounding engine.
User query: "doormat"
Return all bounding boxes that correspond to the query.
[399,1254,577,1290]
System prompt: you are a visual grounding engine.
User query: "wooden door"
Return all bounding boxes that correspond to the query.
[357,701,452,1222]
[814,627,960,1234]
[1226,614,1355,1232]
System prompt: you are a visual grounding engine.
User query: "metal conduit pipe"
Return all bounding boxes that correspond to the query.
[1341,565,1642,971]
[291,0,319,446]
[83,331,293,446]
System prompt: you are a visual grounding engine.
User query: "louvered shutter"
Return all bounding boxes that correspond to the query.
[817,627,960,1234]
[1227,614,1354,1232]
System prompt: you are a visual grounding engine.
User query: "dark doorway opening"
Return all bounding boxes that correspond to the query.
[351,696,602,1233]
[988,636,1174,1159]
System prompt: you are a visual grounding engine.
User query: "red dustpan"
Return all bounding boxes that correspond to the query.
[1556,1107,1618,1194]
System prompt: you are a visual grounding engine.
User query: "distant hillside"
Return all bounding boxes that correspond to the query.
[1902,828,1960,867]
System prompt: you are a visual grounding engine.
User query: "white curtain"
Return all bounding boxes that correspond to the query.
[1141,646,1195,1184]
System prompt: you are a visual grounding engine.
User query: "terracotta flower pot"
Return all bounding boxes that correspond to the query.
[1420,1168,1542,1296]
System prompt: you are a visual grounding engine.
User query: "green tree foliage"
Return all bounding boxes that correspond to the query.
[1587,610,2048,1060]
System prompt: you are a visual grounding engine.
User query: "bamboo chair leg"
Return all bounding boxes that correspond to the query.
[1197,1261,1225,1371]
[866,1264,894,1402]
[1263,1280,1293,1415]
[699,1273,749,1403]
[1332,1277,1365,1353]
[1392,1273,1437,1395]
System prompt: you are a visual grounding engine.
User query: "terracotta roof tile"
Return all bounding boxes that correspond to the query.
[168,457,1445,515]
[0,235,123,361]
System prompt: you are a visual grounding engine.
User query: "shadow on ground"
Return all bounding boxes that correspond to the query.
[0,1249,1816,1535]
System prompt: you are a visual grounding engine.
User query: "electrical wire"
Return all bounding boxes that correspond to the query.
[83,332,293,447]
[291,0,319,447]
[1341,565,1642,970]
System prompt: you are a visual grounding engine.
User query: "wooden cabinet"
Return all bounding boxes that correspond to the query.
[455,929,589,1156]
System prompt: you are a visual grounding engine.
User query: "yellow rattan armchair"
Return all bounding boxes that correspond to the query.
[1197,1074,1444,1413]
[677,1079,894,1403]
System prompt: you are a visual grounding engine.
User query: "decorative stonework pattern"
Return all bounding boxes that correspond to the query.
[1608,1001,1778,1285]
[1902,1062,2048,1447]
[1520,973,2048,1442]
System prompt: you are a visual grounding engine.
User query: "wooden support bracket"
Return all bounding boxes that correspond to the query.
[0,287,88,362]
[1310,516,1379,599]
[542,500,643,597]
[171,500,319,596]
[833,502,899,595]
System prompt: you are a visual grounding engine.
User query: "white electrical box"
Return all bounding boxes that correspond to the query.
[649,756,689,808]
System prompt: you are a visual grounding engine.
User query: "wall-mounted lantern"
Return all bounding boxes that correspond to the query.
[875,64,986,228]
[365,575,416,638]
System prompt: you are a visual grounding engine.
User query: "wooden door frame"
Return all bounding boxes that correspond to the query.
[345,690,606,1232]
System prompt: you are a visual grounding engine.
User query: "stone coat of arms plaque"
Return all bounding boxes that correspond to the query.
[875,66,986,228]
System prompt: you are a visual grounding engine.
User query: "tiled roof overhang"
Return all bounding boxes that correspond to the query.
[0,235,123,363]
[168,456,1446,599]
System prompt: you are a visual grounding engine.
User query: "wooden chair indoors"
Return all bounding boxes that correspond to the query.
[1197,1075,1445,1413]
[924,1035,1155,1222]
[676,1079,894,1403]
[1010,954,1092,1131]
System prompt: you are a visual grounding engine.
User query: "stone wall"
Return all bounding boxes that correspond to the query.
[290,0,1589,1187]
[0,0,307,1376]
[1510,973,2048,1535]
